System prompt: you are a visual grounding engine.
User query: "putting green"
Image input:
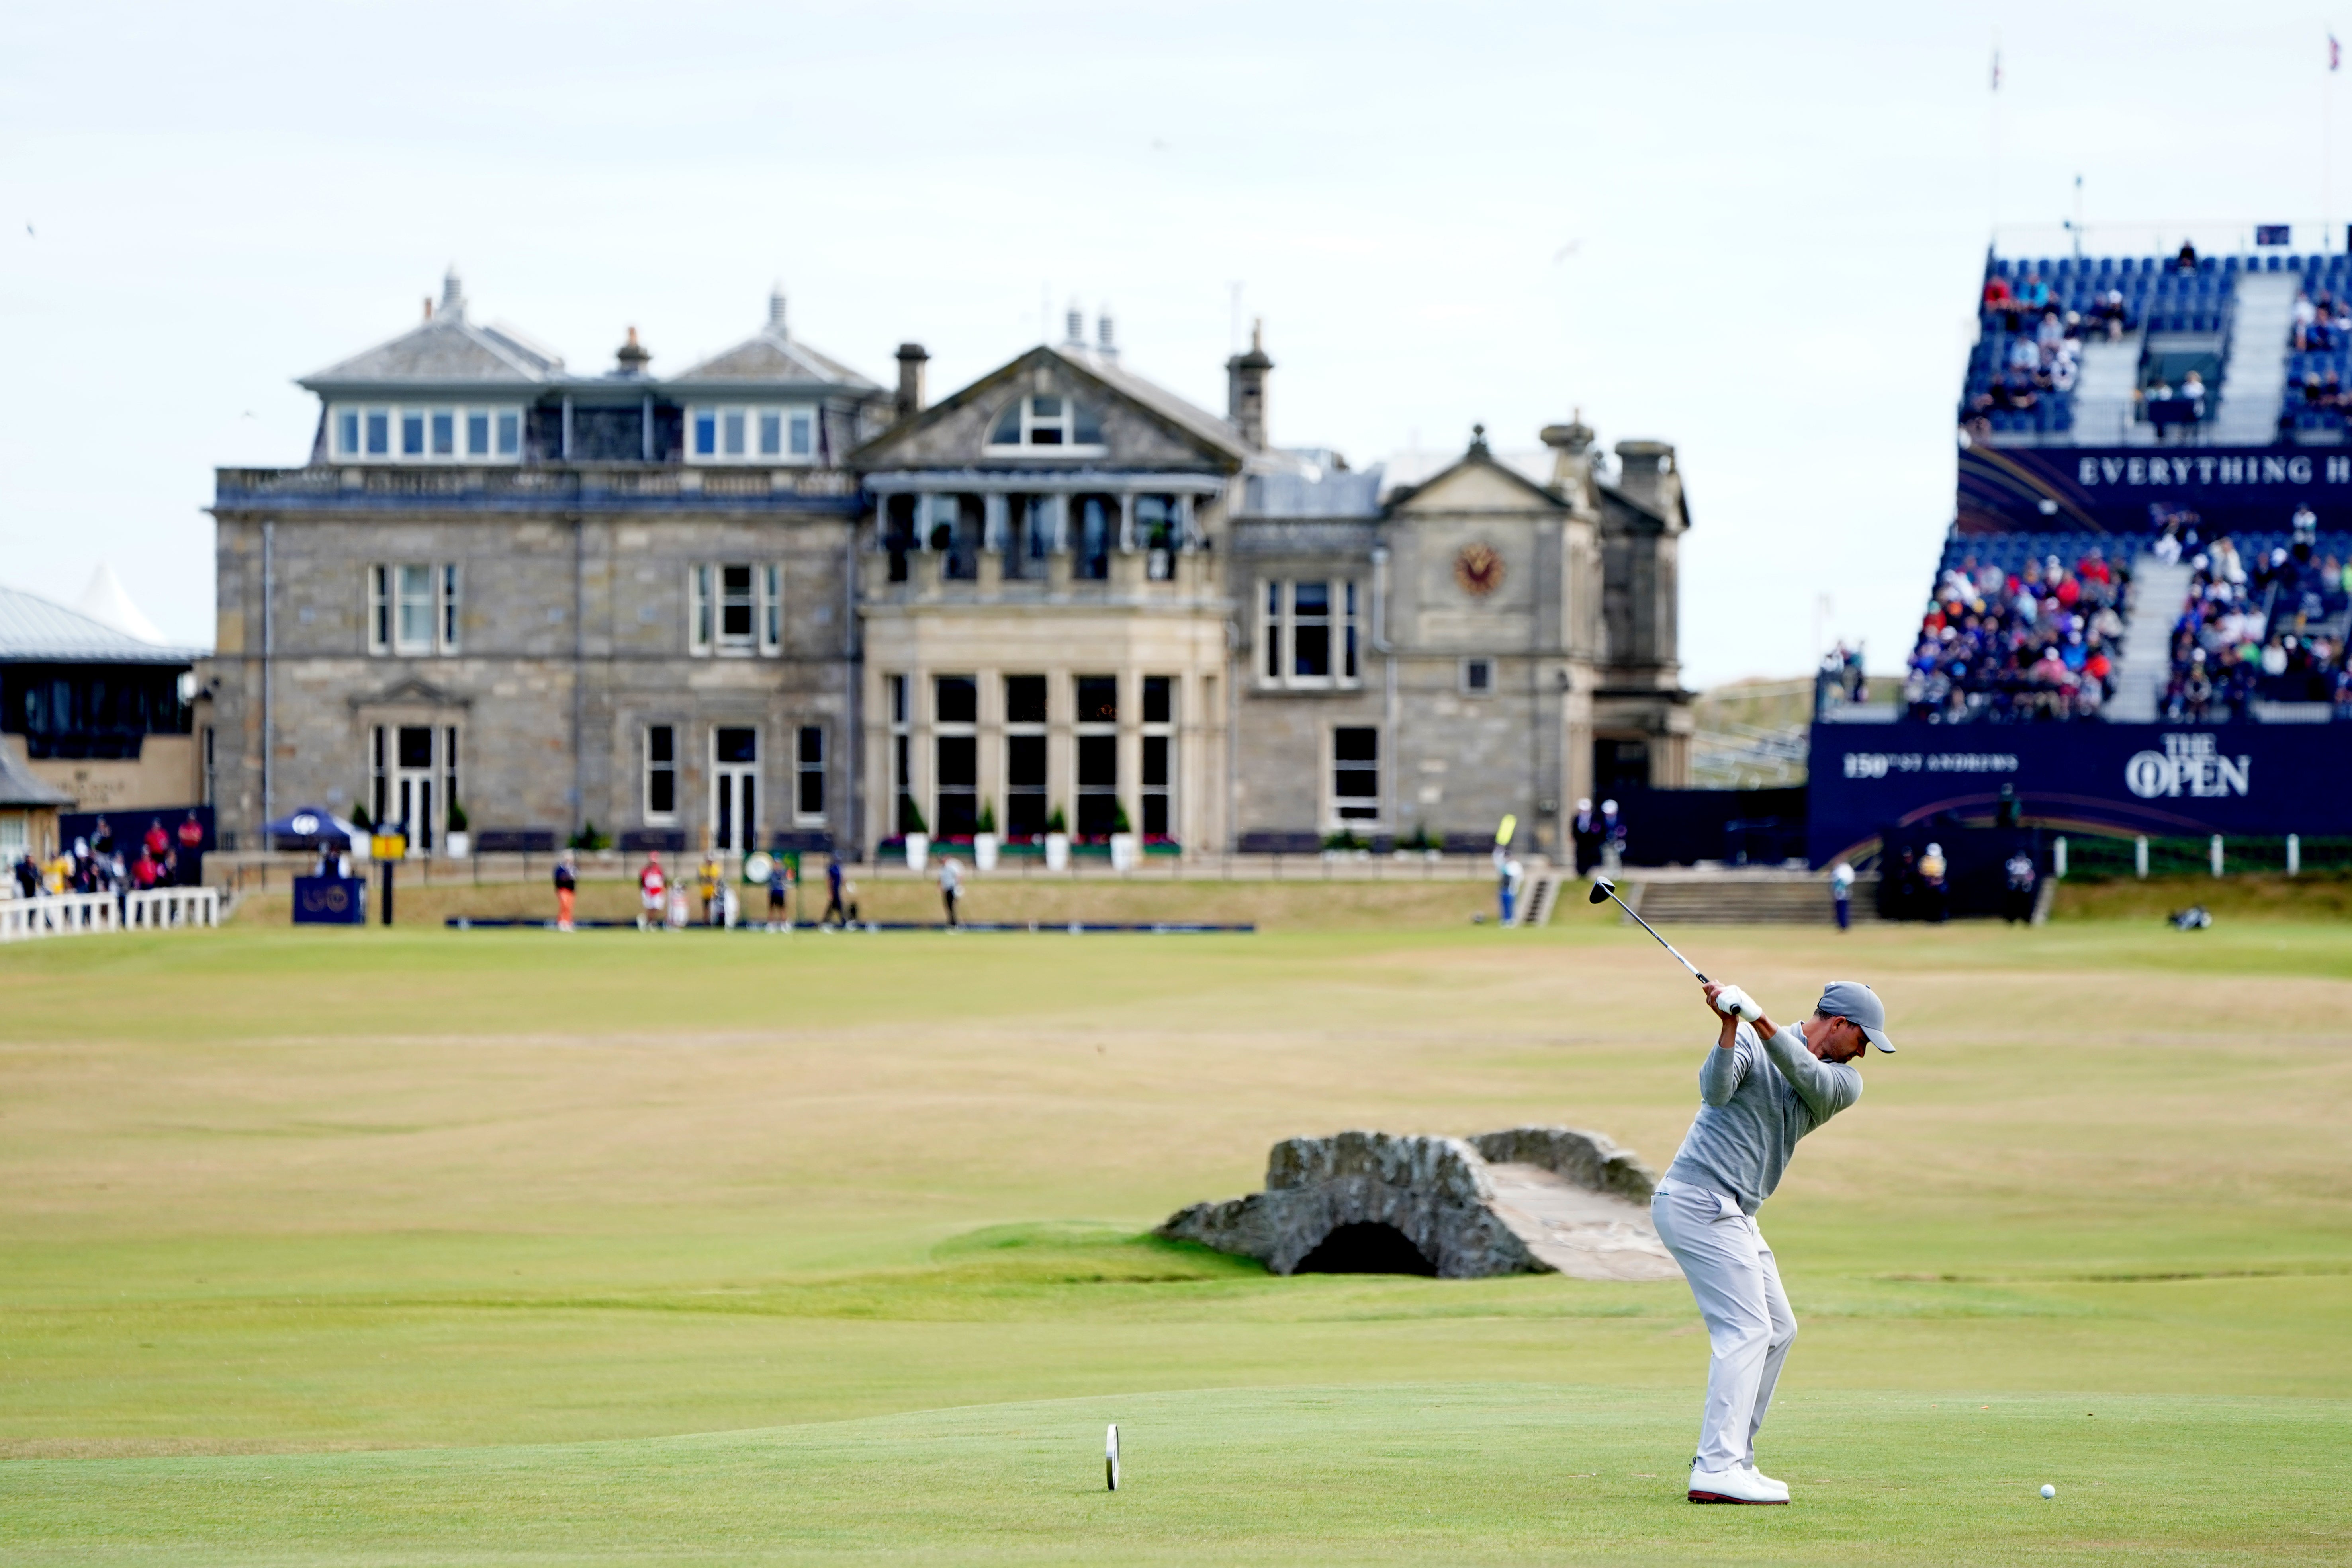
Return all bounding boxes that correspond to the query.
[2,913,2347,1562]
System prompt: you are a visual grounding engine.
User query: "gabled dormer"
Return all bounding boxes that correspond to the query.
[667,289,886,467]
[301,268,559,465]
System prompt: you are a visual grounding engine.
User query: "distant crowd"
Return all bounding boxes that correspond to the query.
[2163,513,2352,721]
[1904,547,2127,722]
[8,813,208,904]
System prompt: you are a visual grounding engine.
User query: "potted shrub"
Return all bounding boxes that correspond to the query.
[1043,805,1070,872]
[973,802,999,873]
[445,798,471,860]
[1108,800,1139,872]
[902,802,929,873]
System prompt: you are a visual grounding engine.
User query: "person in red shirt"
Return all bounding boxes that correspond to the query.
[143,819,169,860]
[133,852,158,891]
[553,850,578,933]
[174,812,205,886]
[637,853,666,932]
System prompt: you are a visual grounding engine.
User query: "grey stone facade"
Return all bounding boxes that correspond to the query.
[206,279,1691,860]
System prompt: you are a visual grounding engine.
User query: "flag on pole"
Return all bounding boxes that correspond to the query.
[2331,33,2341,71]
[1991,49,2002,90]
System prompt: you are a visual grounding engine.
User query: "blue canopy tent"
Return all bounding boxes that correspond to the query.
[262,806,365,852]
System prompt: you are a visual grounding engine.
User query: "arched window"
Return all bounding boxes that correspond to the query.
[988,395,1104,451]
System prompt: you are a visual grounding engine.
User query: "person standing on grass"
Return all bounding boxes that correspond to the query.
[823,855,848,927]
[1830,861,1854,931]
[766,856,792,932]
[697,850,723,926]
[938,854,961,928]
[553,850,577,932]
[637,853,667,932]
[1652,979,1893,1506]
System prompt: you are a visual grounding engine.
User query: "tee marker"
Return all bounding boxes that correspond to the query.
[1105,1423,1120,1491]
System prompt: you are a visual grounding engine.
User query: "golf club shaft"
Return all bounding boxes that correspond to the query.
[1602,888,1708,983]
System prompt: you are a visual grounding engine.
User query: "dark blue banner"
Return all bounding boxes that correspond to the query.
[1958,442,2352,535]
[1806,721,2352,865]
[292,875,368,925]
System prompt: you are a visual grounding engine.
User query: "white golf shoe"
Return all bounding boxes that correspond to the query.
[1687,1465,1789,1504]
[1742,1463,1791,1502]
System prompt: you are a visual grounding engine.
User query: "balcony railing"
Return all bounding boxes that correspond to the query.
[214,465,862,513]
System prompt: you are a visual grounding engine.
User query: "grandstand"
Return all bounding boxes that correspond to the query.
[1888,244,2352,729]
[1808,236,2352,868]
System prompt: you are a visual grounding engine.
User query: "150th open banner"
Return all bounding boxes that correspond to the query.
[1806,720,2352,864]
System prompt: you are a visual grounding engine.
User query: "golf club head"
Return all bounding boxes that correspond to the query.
[1587,877,1616,905]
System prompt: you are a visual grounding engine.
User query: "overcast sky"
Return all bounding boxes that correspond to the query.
[3,2,2345,685]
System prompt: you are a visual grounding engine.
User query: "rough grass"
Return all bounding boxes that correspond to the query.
[2050,870,2352,922]
[2,917,2348,1562]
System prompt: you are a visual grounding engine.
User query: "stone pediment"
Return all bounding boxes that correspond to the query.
[1390,448,1566,516]
[348,676,470,710]
[854,346,1246,474]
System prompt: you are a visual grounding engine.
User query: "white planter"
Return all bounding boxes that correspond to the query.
[973,833,1000,872]
[445,831,471,860]
[1043,832,1070,871]
[904,832,929,873]
[1109,832,1140,872]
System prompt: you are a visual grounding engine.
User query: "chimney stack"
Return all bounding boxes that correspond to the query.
[1096,306,1117,358]
[1064,301,1085,347]
[895,342,930,423]
[1540,409,1600,502]
[1225,319,1272,450]
[440,266,465,321]
[615,326,651,377]
[1611,439,1680,519]
[768,286,787,335]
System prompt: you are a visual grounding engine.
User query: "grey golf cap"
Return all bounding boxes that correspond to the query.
[1818,980,1894,1052]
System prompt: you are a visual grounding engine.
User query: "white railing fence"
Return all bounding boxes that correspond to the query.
[126,887,221,930]
[0,888,219,943]
[0,892,119,942]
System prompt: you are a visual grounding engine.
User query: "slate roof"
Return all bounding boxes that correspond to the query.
[670,328,880,391]
[299,268,565,393]
[0,743,72,808]
[0,584,206,663]
[1056,345,1254,461]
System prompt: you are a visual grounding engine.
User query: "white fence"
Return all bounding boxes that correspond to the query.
[0,888,218,943]
[127,887,221,930]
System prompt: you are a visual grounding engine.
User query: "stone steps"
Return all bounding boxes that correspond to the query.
[1622,874,1880,926]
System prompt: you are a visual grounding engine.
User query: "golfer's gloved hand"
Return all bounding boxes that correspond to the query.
[1713,985,1763,1022]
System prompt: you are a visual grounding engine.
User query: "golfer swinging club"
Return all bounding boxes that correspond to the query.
[1651,976,1893,1505]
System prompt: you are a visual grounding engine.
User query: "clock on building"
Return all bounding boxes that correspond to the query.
[1454,542,1505,597]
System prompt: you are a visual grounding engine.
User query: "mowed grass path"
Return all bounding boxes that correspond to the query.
[2,910,2348,1562]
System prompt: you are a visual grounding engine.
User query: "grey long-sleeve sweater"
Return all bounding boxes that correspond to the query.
[1661,1021,1862,1215]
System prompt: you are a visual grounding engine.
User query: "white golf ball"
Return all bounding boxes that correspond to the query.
[2040,1484,2056,1500]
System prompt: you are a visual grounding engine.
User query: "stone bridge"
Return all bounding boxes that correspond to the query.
[1156,1125,1681,1281]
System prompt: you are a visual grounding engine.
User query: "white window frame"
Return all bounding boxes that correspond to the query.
[334,403,522,465]
[689,565,714,655]
[685,403,818,466]
[1328,724,1382,829]
[1258,578,1362,691]
[643,723,679,825]
[716,564,757,653]
[1141,675,1177,841]
[794,724,827,825]
[438,563,462,654]
[982,395,1109,457]
[760,564,783,655]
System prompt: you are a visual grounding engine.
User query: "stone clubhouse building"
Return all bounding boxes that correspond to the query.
[204,271,1692,861]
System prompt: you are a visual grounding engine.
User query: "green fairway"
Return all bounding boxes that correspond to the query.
[2,913,2347,1562]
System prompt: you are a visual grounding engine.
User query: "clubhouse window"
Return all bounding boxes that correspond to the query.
[1260,579,1361,689]
[796,725,826,823]
[335,404,521,463]
[644,725,677,823]
[1331,726,1380,825]
[368,563,460,656]
[1005,675,1048,838]
[1462,658,1493,696]
[984,394,1106,454]
[1142,675,1175,839]
[687,403,817,465]
[1075,674,1118,839]
[689,563,781,655]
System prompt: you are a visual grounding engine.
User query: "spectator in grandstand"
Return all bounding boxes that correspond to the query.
[2295,291,2319,349]
[2090,289,2129,338]
[2180,370,2208,420]
[1904,549,2124,722]
[2174,240,2199,273]
[2018,272,2051,311]
[2293,504,2319,545]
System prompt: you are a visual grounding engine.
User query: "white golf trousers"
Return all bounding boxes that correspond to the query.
[1650,1178,1798,1473]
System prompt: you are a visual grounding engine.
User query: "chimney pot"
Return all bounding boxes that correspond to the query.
[1064,302,1084,347]
[768,286,787,333]
[1225,317,1273,448]
[615,326,651,376]
[1096,307,1116,357]
[895,342,930,422]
